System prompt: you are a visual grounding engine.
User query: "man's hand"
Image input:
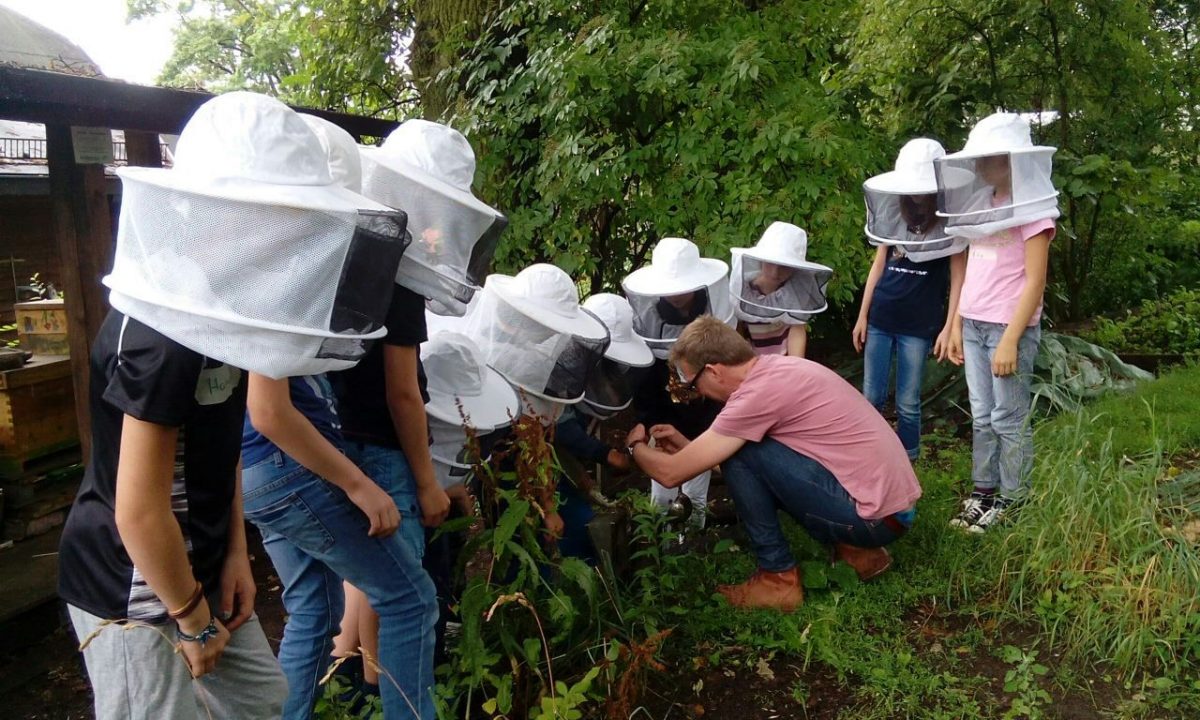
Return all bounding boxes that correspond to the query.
[446,483,476,517]
[650,424,689,454]
[606,448,632,472]
[625,424,648,448]
[852,317,868,353]
[176,602,230,678]
[992,338,1018,377]
[417,484,451,528]
[346,479,401,537]
[218,550,256,632]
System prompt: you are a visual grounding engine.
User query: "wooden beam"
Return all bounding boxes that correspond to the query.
[45,125,115,459]
[122,130,163,168]
[0,66,399,141]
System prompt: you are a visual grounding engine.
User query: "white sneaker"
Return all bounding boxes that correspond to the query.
[967,497,1014,534]
[949,492,993,529]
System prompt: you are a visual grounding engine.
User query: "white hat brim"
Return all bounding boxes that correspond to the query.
[487,276,609,341]
[736,247,833,275]
[118,166,392,214]
[621,257,728,297]
[425,364,520,430]
[862,170,937,195]
[942,144,1057,160]
[606,336,654,368]
[360,147,503,220]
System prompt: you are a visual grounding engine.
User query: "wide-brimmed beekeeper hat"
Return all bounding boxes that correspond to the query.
[935,112,1059,239]
[462,264,610,403]
[422,331,520,430]
[360,120,507,316]
[578,293,653,416]
[730,222,832,324]
[300,113,364,193]
[862,139,967,259]
[105,91,409,379]
[622,237,734,358]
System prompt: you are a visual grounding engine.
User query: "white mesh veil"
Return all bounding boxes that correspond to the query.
[461,275,610,403]
[625,283,735,360]
[935,113,1059,240]
[357,139,504,316]
[106,179,410,379]
[729,250,831,324]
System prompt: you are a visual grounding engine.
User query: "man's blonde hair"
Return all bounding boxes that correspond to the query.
[670,316,755,370]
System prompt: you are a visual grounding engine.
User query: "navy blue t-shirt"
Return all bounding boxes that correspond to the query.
[242,374,342,467]
[868,249,951,340]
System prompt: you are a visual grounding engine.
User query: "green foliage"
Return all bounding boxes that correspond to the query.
[1084,286,1200,359]
[128,0,417,117]
[446,0,882,299]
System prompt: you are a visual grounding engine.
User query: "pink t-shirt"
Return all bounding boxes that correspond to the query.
[959,217,1056,326]
[711,355,921,520]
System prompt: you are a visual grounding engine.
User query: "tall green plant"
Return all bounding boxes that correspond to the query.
[444,0,886,301]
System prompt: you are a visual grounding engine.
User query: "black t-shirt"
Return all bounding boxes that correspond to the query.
[868,249,952,340]
[58,311,247,621]
[330,284,428,448]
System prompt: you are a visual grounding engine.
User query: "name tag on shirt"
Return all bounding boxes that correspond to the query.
[971,246,998,262]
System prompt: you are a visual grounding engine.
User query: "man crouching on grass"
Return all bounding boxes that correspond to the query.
[625,316,921,611]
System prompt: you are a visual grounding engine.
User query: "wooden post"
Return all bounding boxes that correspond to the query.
[123,130,163,169]
[45,125,115,460]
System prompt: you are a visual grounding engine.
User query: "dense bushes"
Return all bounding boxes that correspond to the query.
[1084,287,1200,359]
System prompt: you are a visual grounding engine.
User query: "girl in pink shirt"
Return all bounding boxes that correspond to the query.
[939,113,1059,533]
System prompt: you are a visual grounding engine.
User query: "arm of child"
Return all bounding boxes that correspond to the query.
[853,246,888,353]
[383,345,450,528]
[218,463,255,632]
[625,424,744,487]
[246,373,399,537]
[934,251,967,362]
[785,324,808,358]
[114,415,231,676]
[992,231,1052,376]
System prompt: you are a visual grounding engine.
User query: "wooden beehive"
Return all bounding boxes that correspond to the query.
[0,356,78,479]
[14,299,69,357]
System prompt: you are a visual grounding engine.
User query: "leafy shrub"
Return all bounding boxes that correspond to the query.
[1083,287,1200,358]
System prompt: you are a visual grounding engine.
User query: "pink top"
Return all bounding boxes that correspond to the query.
[959,217,1056,326]
[711,355,921,519]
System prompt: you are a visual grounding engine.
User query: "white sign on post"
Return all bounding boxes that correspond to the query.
[70,127,114,164]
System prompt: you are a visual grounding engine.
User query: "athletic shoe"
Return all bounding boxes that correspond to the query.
[949,492,993,529]
[968,496,1016,534]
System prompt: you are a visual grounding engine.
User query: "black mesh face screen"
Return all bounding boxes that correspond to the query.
[329,210,410,334]
[543,331,610,401]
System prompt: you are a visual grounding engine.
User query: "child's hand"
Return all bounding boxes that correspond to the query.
[543,512,564,540]
[606,448,632,472]
[948,325,964,366]
[933,327,952,362]
[418,484,451,528]
[346,479,401,537]
[852,317,868,353]
[446,483,476,517]
[992,339,1018,376]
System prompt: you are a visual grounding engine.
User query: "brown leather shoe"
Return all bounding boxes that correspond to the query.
[717,567,804,612]
[832,544,892,581]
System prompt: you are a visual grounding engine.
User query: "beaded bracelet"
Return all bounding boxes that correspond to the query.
[176,617,220,647]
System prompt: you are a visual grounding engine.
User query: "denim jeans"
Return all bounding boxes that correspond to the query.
[961,318,1041,499]
[721,439,906,572]
[862,326,932,460]
[243,451,438,720]
[343,442,426,562]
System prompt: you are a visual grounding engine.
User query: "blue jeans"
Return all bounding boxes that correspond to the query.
[243,451,438,720]
[343,442,426,562]
[721,439,906,572]
[862,326,932,460]
[962,318,1041,499]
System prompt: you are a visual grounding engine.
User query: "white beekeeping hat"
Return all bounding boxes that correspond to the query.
[729,222,833,325]
[360,120,507,316]
[863,139,967,262]
[105,91,409,379]
[621,237,734,360]
[935,112,1059,240]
